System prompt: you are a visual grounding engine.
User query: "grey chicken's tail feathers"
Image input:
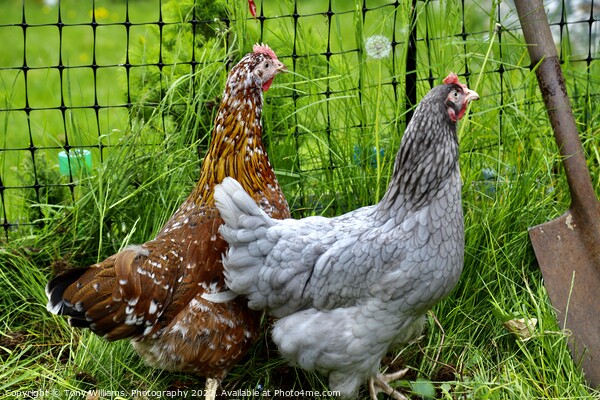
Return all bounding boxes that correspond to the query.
[214,177,277,304]
[215,177,275,232]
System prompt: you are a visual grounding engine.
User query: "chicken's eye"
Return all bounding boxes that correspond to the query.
[264,61,270,69]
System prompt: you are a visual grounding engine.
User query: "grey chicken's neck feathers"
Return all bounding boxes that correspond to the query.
[377,85,460,216]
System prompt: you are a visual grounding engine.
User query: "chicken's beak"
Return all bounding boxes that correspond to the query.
[275,60,287,73]
[465,88,480,103]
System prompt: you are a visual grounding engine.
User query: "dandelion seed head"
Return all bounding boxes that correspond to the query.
[365,35,392,59]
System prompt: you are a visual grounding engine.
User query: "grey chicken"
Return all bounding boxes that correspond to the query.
[209,73,479,399]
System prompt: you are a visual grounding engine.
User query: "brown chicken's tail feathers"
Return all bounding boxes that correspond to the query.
[45,247,148,319]
[45,245,159,340]
[46,267,91,324]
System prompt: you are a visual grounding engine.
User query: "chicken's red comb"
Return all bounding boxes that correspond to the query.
[442,72,460,85]
[443,72,471,93]
[253,43,278,60]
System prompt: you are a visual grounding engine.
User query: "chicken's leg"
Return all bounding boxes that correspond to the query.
[204,377,219,400]
[368,368,409,400]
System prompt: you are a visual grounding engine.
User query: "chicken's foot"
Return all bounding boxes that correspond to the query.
[368,368,409,400]
[204,377,219,400]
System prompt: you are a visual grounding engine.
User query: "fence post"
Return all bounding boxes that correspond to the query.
[405,0,417,123]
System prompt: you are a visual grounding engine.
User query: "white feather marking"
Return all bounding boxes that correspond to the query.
[170,323,188,339]
[46,301,62,314]
[201,290,239,303]
[124,244,149,257]
[148,300,158,314]
[189,298,211,312]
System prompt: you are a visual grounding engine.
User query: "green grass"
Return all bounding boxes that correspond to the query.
[1,0,600,399]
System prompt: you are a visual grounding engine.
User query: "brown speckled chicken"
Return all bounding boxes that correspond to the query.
[46,44,290,400]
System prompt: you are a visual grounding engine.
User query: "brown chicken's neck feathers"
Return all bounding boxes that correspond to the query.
[378,84,461,212]
[190,55,278,207]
